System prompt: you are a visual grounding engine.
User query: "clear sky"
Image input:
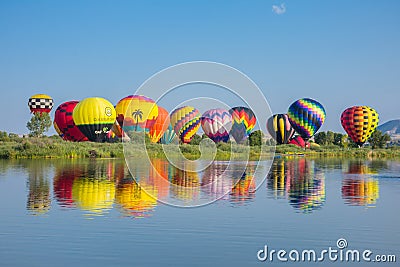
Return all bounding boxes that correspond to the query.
[0,0,399,135]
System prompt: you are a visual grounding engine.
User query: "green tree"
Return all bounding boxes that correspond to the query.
[348,137,359,148]
[333,132,344,146]
[189,134,202,145]
[368,130,391,149]
[341,134,349,149]
[326,131,335,145]
[314,132,327,145]
[201,133,209,139]
[0,131,10,141]
[265,138,276,146]
[249,130,263,146]
[26,112,52,137]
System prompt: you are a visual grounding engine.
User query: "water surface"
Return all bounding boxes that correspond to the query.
[0,158,399,266]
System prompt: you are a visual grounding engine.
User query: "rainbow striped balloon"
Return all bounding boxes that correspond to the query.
[229,107,256,143]
[170,106,201,143]
[287,98,326,140]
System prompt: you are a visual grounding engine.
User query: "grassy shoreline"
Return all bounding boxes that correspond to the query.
[1,136,399,160]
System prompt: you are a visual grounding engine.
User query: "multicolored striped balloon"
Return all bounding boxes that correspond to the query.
[287,98,326,140]
[340,106,379,147]
[170,106,201,143]
[266,114,295,144]
[229,107,256,143]
[201,108,232,143]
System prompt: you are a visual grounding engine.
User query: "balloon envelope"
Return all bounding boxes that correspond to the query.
[54,101,88,142]
[160,124,177,144]
[53,121,64,138]
[287,98,326,140]
[229,107,256,143]
[201,108,232,143]
[288,136,310,148]
[149,107,170,143]
[115,95,158,133]
[28,94,53,114]
[340,106,379,147]
[72,97,116,142]
[267,114,295,144]
[170,106,201,143]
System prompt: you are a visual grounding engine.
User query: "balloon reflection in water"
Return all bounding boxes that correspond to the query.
[266,159,294,199]
[201,162,233,200]
[230,165,256,204]
[53,160,127,210]
[267,158,325,213]
[342,161,379,207]
[53,166,80,208]
[72,178,115,216]
[26,162,51,215]
[69,160,124,216]
[115,178,158,219]
[170,162,200,202]
[148,159,171,200]
[345,160,377,175]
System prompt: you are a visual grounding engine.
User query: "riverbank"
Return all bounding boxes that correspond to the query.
[0,136,399,160]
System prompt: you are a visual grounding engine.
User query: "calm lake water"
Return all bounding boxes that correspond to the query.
[0,157,399,266]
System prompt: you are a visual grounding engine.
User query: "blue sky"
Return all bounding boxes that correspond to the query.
[0,0,399,134]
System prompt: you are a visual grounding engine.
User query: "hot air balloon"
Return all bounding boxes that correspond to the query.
[149,107,170,143]
[266,114,295,144]
[201,108,232,143]
[160,124,177,144]
[287,98,326,141]
[288,136,310,148]
[53,121,64,138]
[72,97,116,142]
[229,107,256,143]
[110,121,123,138]
[170,106,201,144]
[54,101,88,142]
[28,94,53,113]
[115,95,158,133]
[340,106,379,147]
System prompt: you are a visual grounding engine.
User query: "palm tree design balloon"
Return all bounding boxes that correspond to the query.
[132,109,143,131]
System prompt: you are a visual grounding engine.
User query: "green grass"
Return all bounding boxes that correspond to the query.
[0,135,399,160]
[275,144,400,158]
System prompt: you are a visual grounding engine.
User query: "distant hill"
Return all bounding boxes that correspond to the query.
[378,119,400,141]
